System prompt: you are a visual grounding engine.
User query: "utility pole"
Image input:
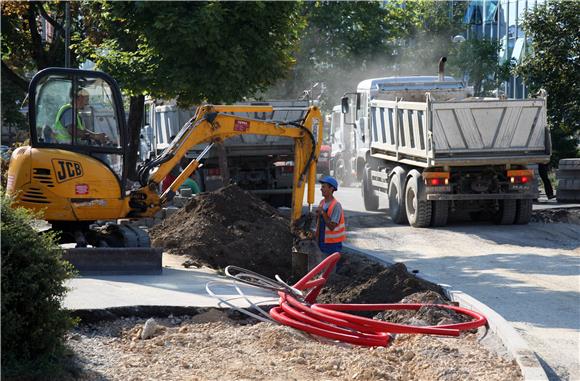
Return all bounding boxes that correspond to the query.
[65,2,70,68]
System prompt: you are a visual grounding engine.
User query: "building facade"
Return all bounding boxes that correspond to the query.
[464,0,547,99]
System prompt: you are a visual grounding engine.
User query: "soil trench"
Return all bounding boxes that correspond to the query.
[65,185,523,380]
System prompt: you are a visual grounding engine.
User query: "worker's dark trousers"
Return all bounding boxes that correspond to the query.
[538,164,554,199]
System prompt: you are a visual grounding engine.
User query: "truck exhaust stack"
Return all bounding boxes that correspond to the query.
[438,57,447,81]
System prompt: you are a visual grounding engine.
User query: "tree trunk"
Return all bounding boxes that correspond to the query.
[127,94,145,181]
[216,141,230,186]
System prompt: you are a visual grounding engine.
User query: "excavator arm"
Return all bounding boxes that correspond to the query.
[130,104,324,222]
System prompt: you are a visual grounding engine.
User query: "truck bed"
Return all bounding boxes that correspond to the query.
[369,97,550,167]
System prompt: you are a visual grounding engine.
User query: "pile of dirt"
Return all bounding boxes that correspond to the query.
[150,185,293,279]
[531,207,580,224]
[318,255,446,306]
[373,290,470,326]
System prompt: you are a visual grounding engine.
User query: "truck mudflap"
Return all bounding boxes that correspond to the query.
[426,193,536,201]
[62,247,163,275]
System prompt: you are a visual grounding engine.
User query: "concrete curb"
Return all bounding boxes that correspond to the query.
[343,243,549,381]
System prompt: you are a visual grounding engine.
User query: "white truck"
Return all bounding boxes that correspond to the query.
[336,74,551,227]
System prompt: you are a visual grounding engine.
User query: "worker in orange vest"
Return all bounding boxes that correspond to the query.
[315,176,346,257]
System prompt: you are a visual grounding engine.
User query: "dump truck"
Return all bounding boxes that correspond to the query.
[142,100,316,207]
[6,68,323,272]
[337,63,551,227]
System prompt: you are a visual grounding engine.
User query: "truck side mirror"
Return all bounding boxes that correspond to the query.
[341,97,349,114]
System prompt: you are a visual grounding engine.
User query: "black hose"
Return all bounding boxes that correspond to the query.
[288,120,317,184]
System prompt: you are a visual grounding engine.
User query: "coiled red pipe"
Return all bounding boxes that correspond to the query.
[269,252,488,347]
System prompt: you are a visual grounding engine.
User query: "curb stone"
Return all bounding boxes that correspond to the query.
[343,243,549,381]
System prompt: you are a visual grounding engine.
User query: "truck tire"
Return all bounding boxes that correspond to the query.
[431,200,449,227]
[493,200,516,225]
[388,168,408,224]
[514,199,532,225]
[405,172,431,228]
[362,165,379,211]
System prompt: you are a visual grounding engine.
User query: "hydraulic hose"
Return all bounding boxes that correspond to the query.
[288,121,317,186]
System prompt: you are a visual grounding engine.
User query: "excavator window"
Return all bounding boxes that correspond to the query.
[32,71,125,180]
[35,76,121,147]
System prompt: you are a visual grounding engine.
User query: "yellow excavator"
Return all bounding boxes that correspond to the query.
[6,68,322,272]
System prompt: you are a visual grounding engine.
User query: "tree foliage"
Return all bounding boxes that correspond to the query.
[79,1,304,105]
[265,1,470,111]
[1,1,82,132]
[395,0,467,75]
[265,1,412,110]
[516,1,580,162]
[77,1,304,178]
[447,38,508,96]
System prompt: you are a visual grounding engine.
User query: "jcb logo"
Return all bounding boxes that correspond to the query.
[52,159,83,183]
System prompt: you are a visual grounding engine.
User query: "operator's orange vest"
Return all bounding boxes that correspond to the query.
[317,198,346,244]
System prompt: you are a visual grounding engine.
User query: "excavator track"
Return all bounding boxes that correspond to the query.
[58,222,162,275]
[62,247,162,275]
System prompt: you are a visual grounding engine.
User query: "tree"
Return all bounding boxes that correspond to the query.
[78,1,305,179]
[264,1,416,111]
[395,0,467,76]
[516,1,580,163]
[447,38,509,96]
[1,2,83,136]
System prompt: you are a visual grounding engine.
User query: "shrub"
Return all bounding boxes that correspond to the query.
[1,190,77,378]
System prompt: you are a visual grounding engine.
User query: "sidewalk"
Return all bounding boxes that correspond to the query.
[64,254,276,310]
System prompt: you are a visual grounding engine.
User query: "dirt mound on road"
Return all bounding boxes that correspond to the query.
[531,207,580,224]
[150,185,293,279]
[318,255,446,306]
[150,185,447,303]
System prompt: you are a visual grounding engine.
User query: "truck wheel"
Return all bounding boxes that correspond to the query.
[431,200,449,227]
[362,166,379,211]
[405,173,431,228]
[388,168,408,224]
[514,199,532,224]
[493,200,516,225]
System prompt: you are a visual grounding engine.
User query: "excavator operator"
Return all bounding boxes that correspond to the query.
[53,88,109,145]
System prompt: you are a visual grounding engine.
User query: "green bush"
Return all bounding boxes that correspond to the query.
[1,191,77,379]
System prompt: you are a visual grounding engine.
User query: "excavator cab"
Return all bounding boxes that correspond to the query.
[7,68,133,224]
[30,68,128,188]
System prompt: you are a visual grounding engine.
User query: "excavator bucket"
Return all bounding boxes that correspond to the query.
[291,212,325,278]
[62,247,163,275]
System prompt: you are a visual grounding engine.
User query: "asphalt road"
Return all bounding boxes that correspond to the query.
[312,185,580,381]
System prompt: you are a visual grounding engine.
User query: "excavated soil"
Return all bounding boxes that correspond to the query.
[150,185,447,302]
[150,185,293,279]
[320,257,446,307]
[531,207,580,224]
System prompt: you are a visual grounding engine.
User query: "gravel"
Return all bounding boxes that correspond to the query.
[65,311,522,381]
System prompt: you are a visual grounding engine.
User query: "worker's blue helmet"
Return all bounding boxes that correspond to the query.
[319,175,338,191]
